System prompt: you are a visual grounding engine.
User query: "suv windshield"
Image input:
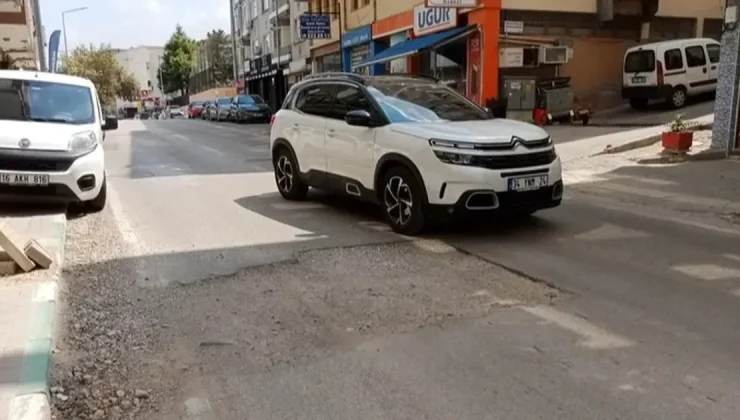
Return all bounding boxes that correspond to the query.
[238,95,265,104]
[367,79,489,123]
[0,78,95,125]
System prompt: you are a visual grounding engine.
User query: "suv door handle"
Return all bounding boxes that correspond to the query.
[327,129,336,137]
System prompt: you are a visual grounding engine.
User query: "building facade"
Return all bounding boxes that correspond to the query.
[0,0,44,70]
[235,0,295,110]
[114,46,165,108]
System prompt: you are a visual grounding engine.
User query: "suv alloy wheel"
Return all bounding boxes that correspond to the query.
[273,149,308,200]
[381,166,425,235]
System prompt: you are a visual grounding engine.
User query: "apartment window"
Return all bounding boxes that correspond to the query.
[252,0,258,21]
[362,0,369,5]
[263,0,269,12]
[322,0,329,15]
[351,0,359,10]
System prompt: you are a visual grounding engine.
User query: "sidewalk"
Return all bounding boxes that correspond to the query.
[562,128,740,221]
[0,214,65,420]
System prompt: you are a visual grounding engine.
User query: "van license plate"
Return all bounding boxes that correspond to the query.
[0,173,50,186]
[631,76,646,83]
[508,175,548,192]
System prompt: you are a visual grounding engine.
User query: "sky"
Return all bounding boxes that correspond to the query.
[40,0,231,51]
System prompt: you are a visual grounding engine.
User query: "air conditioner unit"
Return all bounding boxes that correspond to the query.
[539,46,569,65]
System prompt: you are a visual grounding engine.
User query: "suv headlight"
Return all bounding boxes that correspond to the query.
[68,131,98,153]
[429,139,476,165]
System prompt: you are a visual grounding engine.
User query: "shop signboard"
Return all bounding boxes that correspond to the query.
[299,14,331,40]
[425,0,477,8]
[342,25,372,48]
[414,5,457,37]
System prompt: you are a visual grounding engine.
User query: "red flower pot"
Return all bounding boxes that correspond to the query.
[661,131,693,151]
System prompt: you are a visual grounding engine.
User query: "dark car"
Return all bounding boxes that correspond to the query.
[230,94,272,123]
[214,97,233,121]
[188,101,204,118]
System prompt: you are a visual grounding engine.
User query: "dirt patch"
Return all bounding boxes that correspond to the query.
[50,209,558,419]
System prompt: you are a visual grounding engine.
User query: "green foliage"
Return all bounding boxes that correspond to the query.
[204,29,233,85]
[160,25,196,96]
[669,114,688,132]
[62,44,140,106]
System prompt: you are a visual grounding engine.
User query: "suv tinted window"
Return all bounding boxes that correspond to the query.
[295,84,335,117]
[329,85,372,120]
[685,46,707,67]
[624,50,655,73]
[707,44,720,64]
[664,49,683,70]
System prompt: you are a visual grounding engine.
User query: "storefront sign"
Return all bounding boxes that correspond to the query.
[466,32,481,104]
[299,14,331,40]
[342,25,372,48]
[425,0,478,8]
[503,20,524,34]
[351,44,371,74]
[414,5,457,37]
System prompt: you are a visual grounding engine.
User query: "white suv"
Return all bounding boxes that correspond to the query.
[0,70,115,211]
[269,73,562,235]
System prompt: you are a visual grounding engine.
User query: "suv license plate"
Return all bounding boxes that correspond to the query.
[508,175,548,192]
[631,76,646,83]
[0,173,49,186]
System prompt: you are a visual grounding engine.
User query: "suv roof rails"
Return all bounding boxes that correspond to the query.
[369,73,439,81]
[303,72,366,84]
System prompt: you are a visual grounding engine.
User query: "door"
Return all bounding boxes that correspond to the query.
[683,44,711,94]
[290,84,334,174]
[706,42,721,88]
[324,84,377,190]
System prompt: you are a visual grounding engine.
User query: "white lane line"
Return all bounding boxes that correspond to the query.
[724,254,740,263]
[172,133,228,157]
[672,264,740,281]
[523,306,635,350]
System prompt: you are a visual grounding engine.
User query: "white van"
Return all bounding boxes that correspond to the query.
[622,38,720,110]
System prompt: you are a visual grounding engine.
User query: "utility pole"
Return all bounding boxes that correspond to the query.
[229,0,238,83]
[33,0,46,70]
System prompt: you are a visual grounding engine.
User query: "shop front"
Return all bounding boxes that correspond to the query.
[312,42,342,73]
[362,0,501,105]
[341,24,375,74]
[245,54,286,111]
[285,58,310,90]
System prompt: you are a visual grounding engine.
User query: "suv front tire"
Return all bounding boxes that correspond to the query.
[381,166,425,235]
[273,147,308,200]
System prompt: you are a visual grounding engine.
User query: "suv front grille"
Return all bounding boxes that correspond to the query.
[471,150,556,170]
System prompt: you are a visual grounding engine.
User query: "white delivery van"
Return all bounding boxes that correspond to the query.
[622,38,720,110]
[0,70,117,211]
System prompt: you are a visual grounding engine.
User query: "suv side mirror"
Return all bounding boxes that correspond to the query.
[345,110,373,127]
[103,115,118,131]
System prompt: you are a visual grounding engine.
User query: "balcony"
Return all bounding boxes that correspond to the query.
[268,0,290,27]
[598,0,658,21]
[271,45,292,66]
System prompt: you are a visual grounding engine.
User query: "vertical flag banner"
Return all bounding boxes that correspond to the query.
[48,30,61,73]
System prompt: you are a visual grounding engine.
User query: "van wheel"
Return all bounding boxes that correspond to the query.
[629,98,649,110]
[668,87,687,109]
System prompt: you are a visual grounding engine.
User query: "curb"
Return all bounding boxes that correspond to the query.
[594,122,714,156]
[8,214,66,420]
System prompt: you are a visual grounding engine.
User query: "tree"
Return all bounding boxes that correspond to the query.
[160,25,196,97]
[204,29,233,85]
[63,44,140,105]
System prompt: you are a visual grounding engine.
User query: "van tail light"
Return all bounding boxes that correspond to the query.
[657,60,664,85]
[270,114,276,125]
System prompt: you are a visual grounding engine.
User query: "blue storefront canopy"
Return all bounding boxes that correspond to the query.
[353,26,470,69]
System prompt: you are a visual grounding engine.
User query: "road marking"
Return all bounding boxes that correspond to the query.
[672,264,740,281]
[523,305,635,349]
[724,254,740,263]
[571,223,650,241]
[172,133,228,157]
[108,182,145,255]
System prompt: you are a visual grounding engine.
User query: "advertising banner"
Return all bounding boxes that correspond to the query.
[48,30,61,73]
[466,31,481,104]
[299,14,331,40]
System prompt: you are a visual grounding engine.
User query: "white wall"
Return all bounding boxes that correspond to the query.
[115,46,165,103]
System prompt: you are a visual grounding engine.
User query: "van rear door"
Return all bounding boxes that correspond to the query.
[623,49,657,87]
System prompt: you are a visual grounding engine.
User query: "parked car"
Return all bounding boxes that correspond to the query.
[167,106,185,119]
[230,94,273,123]
[622,37,720,110]
[0,70,117,211]
[188,101,204,118]
[215,97,233,121]
[201,101,213,119]
[269,73,562,235]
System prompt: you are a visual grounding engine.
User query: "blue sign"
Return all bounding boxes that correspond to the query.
[299,14,331,40]
[342,25,372,48]
[48,30,61,73]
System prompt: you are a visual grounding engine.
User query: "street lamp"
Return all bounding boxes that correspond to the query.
[62,6,88,68]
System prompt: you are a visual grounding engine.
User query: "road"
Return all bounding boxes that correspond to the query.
[48,112,740,420]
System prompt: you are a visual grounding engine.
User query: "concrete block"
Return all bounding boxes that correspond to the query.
[0,223,36,272]
[24,240,53,269]
[0,250,18,276]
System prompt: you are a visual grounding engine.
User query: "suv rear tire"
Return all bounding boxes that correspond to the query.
[381,166,425,235]
[273,148,308,200]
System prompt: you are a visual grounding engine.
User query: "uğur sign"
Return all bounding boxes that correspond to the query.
[414,4,457,37]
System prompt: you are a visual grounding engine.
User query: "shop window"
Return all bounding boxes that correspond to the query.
[703,19,723,41]
[663,49,683,70]
[363,0,370,5]
[707,44,720,64]
[684,46,706,67]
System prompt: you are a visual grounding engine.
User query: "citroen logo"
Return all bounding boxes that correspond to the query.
[19,138,30,148]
